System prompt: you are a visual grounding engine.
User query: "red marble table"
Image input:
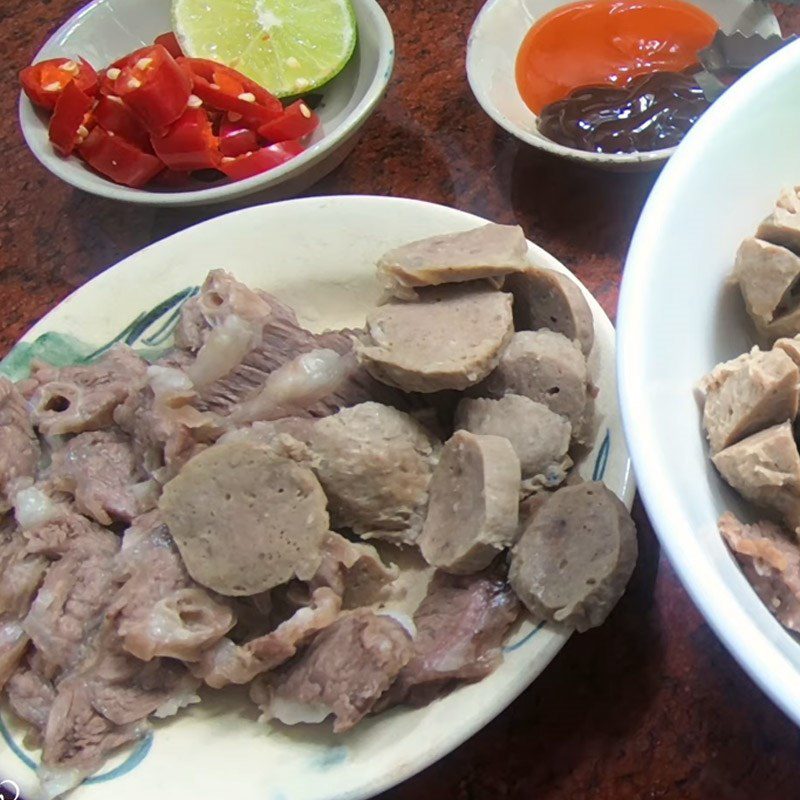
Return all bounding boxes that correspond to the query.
[4,2,800,798]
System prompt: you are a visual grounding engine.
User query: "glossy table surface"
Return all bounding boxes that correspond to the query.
[4,1,800,798]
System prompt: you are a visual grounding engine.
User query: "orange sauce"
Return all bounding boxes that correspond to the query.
[515,0,718,114]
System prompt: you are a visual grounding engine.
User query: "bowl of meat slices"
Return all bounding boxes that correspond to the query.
[0,195,635,800]
[619,39,800,729]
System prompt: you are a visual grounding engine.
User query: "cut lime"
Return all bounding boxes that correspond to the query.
[172,0,358,98]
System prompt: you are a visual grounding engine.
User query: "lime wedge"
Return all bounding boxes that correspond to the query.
[172,0,358,98]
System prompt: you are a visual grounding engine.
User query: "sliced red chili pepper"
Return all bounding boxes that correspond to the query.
[20,57,99,110]
[179,58,282,111]
[114,44,192,133]
[219,140,304,181]
[98,47,155,95]
[154,32,184,59]
[49,81,95,156]
[219,116,259,157]
[94,95,150,150]
[177,57,282,125]
[150,107,220,171]
[78,127,164,188]
[257,100,320,143]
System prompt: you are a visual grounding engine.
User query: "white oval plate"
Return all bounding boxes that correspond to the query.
[466,0,779,170]
[0,195,634,800]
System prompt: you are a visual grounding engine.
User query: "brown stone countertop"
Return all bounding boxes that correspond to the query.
[3,1,800,799]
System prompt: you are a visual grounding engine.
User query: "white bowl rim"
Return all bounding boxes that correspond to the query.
[618,37,800,726]
[465,0,679,167]
[18,0,395,206]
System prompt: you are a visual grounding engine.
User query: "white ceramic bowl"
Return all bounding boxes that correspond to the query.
[466,0,779,170]
[618,39,800,724]
[18,0,394,206]
[0,195,634,800]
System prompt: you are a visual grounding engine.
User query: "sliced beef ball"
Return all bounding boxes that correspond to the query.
[381,567,520,708]
[0,377,40,513]
[478,330,592,442]
[734,237,800,327]
[504,267,594,356]
[456,394,572,492]
[699,347,799,454]
[26,346,147,436]
[160,441,329,596]
[48,430,156,525]
[712,421,800,534]
[510,482,638,632]
[719,512,800,632]
[356,284,514,393]
[377,223,529,300]
[306,402,439,545]
[420,431,521,573]
[757,187,800,253]
[252,611,413,733]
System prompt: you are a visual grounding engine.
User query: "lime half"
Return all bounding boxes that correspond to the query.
[173,0,358,97]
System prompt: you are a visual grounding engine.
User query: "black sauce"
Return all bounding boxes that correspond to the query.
[537,70,710,154]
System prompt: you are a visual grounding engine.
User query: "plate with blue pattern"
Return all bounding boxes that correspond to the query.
[0,195,634,800]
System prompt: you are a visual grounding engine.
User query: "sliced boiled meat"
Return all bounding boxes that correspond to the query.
[0,526,51,690]
[40,626,200,786]
[48,430,155,525]
[160,441,329,596]
[775,334,800,367]
[197,329,411,420]
[713,421,800,534]
[7,656,56,733]
[504,267,595,356]
[113,370,218,483]
[377,223,529,300]
[27,347,147,436]
[381,567,520,708]
[510,482,638,631]
[699,346,800,454]
[420,431,521,574]
[478,330,592,443]
[456,394,572,492]
[192,586,341,689]
[253,610,413,732]
[227,348,359,424]
[108,513,235,663]
[174,270,282,352]
[309,532,399,609]
[719,512,800,632]
[0,377,40,512]
[23,527,121,672]
[306,402,439,545]
[356,284,515,393]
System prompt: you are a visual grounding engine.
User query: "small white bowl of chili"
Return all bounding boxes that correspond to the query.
[466,0,779,170]
[18,0,394,206]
